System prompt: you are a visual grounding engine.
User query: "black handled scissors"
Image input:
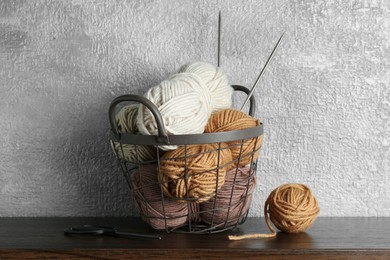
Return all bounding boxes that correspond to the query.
[64,225,161,240]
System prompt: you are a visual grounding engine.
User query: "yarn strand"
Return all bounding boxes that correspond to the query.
[228,194,277,240]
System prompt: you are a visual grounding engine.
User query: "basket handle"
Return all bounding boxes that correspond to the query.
[109,85,255,144]
[108,94,170,144]
[232,85,256,116]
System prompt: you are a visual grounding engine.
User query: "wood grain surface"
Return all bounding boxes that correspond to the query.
[0,217,389,259]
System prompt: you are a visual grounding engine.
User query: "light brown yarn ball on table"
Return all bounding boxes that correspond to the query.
[228,183,320,240]
[266,183,320,233]
[159,143,233,203]
[205,109,263,167]
[111,105,156,163]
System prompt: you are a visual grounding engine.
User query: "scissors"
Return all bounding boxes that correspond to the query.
[64,225,161,240]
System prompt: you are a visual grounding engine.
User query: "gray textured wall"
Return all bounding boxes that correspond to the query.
[0,0,389,217]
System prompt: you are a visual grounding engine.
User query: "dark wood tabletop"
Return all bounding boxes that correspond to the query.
[0,217,389,259]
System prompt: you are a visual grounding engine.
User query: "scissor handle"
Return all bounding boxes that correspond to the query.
[64,225,117,235]
[64,227,105,235]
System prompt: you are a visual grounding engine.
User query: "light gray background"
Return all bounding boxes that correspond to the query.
[0,0,389,217]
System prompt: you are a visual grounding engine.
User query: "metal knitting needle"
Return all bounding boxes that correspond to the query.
[240,31,286,111]
[217,11,221,67]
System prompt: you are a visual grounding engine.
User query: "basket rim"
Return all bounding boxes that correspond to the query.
[109,85,258,145]
[110,123,263,146]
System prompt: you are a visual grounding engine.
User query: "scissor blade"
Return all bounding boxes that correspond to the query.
[64,227,104,235]
[114,231,161,240]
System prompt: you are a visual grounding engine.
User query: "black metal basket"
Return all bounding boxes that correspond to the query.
[109,85,263,233]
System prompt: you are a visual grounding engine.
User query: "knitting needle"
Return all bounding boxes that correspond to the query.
[217,11,221,67]
[240,31,286,111]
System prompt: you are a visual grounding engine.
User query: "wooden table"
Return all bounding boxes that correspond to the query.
[0,217,389,259]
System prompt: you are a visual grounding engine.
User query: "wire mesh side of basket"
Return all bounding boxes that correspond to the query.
[109,85,262,233]
[111,134,263,234]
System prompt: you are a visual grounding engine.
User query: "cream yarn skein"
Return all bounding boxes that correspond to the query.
[116,104,138,133]
[178,62,233,112]
[137,73,212,150]
[111,104,156,163]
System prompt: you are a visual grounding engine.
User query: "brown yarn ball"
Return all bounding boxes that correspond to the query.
[200,166,256,227]
[131,164,199,230]
[265,183,320,233]
[111,105,157,163]
[159,143,232,203]
[204,109,263,167]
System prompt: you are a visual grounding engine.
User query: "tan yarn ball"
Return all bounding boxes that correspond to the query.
[205,109,263,167]
[159,143,232,203]
[266,184,320,233]
[111,105,156,163]
[228,183,320,241]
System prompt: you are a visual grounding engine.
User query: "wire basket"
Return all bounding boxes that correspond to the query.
[109,85,263,234]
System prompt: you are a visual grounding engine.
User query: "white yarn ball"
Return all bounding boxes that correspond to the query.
[178,62,233,112]
[137,73,212,150]
[111,104,156,163]
[116,104,138,133]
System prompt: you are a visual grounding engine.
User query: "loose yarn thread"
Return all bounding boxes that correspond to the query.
[205,109,263,167]
[137,73,212,150]
[178,62,233,112]
[111,105,156,163]
[228,183,320,240]
[201,166,256,227]
[159,143,233,203]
